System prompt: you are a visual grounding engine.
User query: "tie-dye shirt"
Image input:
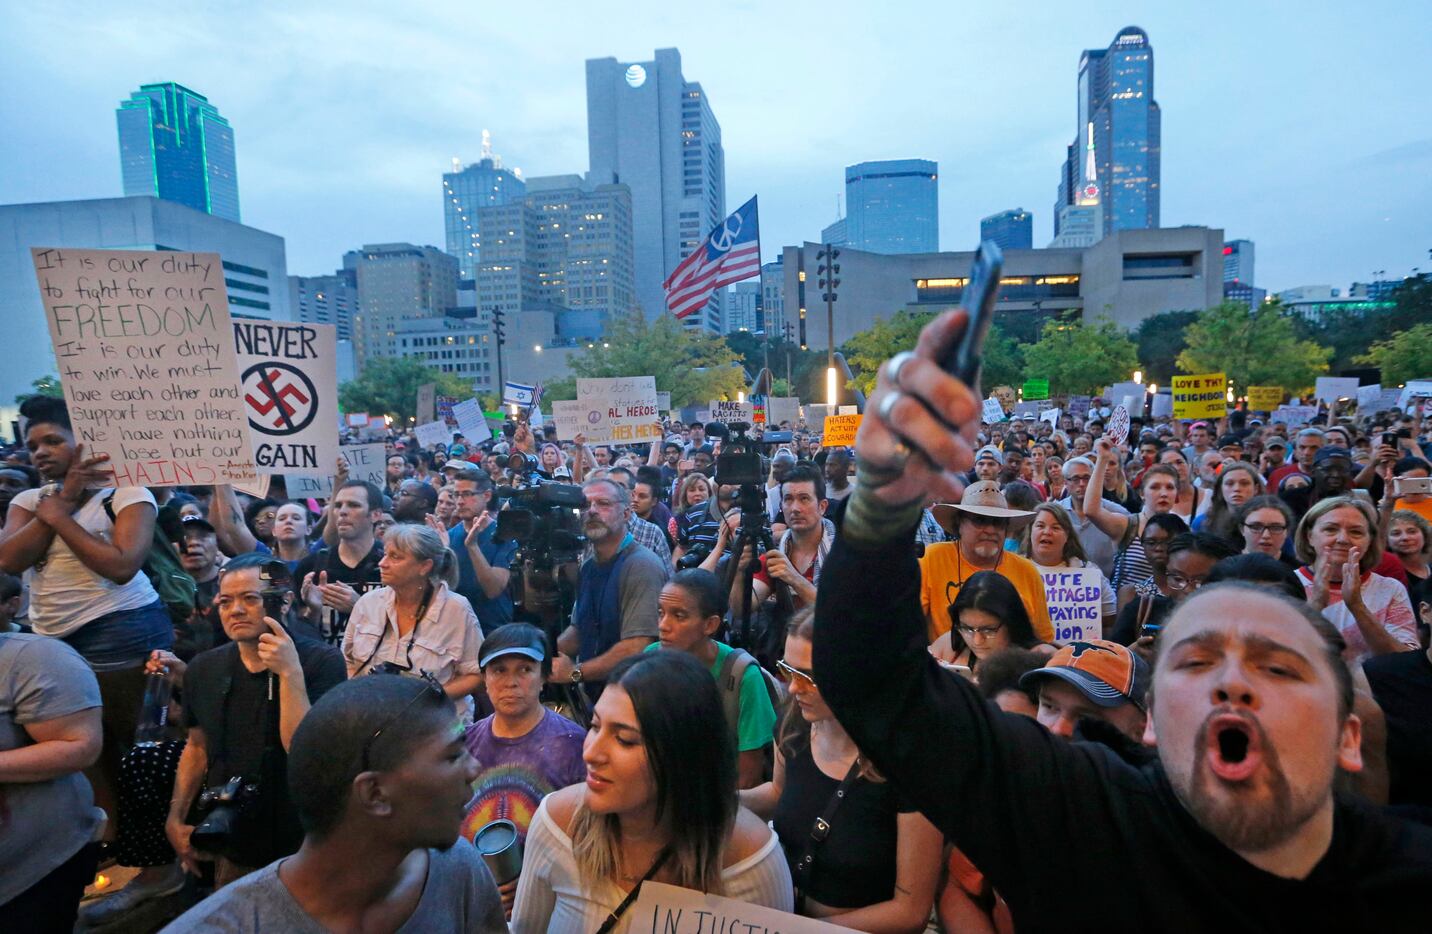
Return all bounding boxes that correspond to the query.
[460,708,587,844]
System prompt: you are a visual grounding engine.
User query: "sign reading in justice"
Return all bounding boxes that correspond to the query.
[31,247,260,488]
[233,320,338,477]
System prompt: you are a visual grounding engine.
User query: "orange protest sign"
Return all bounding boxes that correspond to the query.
[822,414,862,446]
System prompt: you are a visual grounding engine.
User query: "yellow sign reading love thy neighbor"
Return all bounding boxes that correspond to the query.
[1171,373,1227,419]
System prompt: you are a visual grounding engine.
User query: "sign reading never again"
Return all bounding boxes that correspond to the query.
[233,320,338,476]
[30,247,260,487]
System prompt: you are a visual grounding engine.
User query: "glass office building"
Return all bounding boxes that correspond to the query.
[980,208,1033,250]
[844,159,938,254]
[443,141,526,282]
[1056,27,1160,237]
[116,83,240,222]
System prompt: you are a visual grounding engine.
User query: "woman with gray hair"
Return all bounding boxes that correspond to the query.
[342,523,484,719]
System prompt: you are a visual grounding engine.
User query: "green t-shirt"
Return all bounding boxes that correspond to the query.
[644,640,777,752]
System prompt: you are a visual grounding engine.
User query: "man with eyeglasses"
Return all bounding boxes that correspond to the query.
[551,479,663,694]
[1111,532,1240,647]
[920,482,1053,647]
[442,469,517,636]
[165,673,505,933]
[168,556,346,887]
[1056,455,1130,578]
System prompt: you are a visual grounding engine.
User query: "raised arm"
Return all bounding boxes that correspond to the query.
[1084,436,1135,541]
[209,483,260,555]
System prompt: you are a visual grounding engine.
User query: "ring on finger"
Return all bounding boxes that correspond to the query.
[887,351,916,389]
[878,390,904,423]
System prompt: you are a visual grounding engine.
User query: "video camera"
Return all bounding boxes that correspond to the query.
[495,480,587,569]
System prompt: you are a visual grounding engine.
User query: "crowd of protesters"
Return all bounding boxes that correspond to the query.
[3,329,1432,931]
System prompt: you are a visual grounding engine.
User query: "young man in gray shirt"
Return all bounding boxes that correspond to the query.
[165,674,505,933]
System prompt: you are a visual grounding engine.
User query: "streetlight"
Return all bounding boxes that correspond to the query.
[826,366,837,408]
[817,245,840,403]
[737,390,745,403]
[1133,370,1143,385]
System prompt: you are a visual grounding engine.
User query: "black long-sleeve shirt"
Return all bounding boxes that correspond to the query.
[813,520,1432,932]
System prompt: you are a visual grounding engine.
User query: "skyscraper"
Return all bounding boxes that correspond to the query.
[116,83,240,222]
[841,160,938,254]
[1054,26,1160,238]
[980,209,1033,250]
[442,131,526,282]
[349,244,459,366]
[1223,239,1254,284]
[586,48,726,333]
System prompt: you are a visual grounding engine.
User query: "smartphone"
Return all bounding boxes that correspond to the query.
[1382,432,1398,449]
[1394,476,1432,498]
[939,240,1004,388]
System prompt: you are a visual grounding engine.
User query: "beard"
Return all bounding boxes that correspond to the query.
[1178,712,1329,854]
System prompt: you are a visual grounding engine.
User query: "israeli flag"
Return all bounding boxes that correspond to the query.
[503,381,536,406]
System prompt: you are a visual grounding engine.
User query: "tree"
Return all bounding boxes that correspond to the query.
[1021,317,1139,396]
[725,330,825,400]
[1294,276,1432,373]
[841,310,936,394]
[338,358,473,422]
[541,311,746,408]
[15,375,64,405]
[1134,310,1200,384]
[981,325,1026,393]
[1177,300,1330,391]
[1357,323,1432,387]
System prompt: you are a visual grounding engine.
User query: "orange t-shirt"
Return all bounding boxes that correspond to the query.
[918,542,1054,644]
[1393,497,1432,524]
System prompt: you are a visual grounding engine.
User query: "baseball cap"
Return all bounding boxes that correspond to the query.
[1020,640,1150,709]
[1265,436,1288,450]
[1216,434,1243,449]
[478,623,549,668]
[179,515,216,535]
[442,459,484,473]
[975,445,1005,465]
[1313,445,1352,465]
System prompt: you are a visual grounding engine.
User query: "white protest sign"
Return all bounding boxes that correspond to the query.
[283,441,387,500]
[838,404,859,416]
[1356,384,1403,413]
[1012,401,1041,419]
[768,396,800,426]
[574,376,660,444]
[1040,407,1062,427]
[632,881,856,933]
[415,382,436,424]
[656,391,672,413]
[30,247,260,488]
[1314,376,1360,405]
[414,420,453,449]
[1397,380,1432,410]
[551,400,584,441]
[1271,404,1319,426]
[1043,568,1104,645]
[1150,393,1173,418]
[1108,405,1131,445]
[709,400,755,424]
[1106,381,1146,417]
[234,320,337,478]
[804,403,832,427]
[450,398,486,440]
[345,412,369,428]
[982,397,1006,424]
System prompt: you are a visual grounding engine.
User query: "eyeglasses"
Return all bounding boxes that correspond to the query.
[776,658,816,688]
[1243,522,1287,536]
[957,621,1006,638]
[453,489,481,498]
[1140,537,1172,551]
[1167,571,1207,592]
[359,671,445,772]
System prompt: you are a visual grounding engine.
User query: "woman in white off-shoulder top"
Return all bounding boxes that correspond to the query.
[510,651,792,933]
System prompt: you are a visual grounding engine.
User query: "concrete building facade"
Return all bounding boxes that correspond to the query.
[349,243,459,365]
[781,226,1223,353]
[0,195,288,403]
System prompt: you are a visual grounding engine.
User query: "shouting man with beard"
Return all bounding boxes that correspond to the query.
[551,478,662,697]
[813,307,1432,930]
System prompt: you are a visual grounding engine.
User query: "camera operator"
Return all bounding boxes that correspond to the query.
[550,479,662,694]
[168,555,347,885]
[437,468,516,636]
[732,464,832,611]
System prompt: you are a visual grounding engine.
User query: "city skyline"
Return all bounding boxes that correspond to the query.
[3,2,1429,295]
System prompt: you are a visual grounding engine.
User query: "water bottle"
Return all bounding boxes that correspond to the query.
[134,671,172,745]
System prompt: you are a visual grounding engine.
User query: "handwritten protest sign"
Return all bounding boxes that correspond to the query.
[1067,395,1092,421]
[982,397,1006,424]
[750,394,767,424]
[633,882,855,933]
[30,247,259,488]
[1171,373,1227,420]
[573,377,660,443]
[1314,376,1360,405]
[1271,404,1318,426]
[823,414,862,446]
[414,420,453,449]
[1397,380,1432,410]
[234,320,337,477]
[284,441,387,500]
[435,395,458,425]
[1108,405,1131,445]
[451,398,486,440]
[1246,386,1283,411]
[1356,384,1403,414]
[710,400,755,425]
[415,383,436,424]
[1042,568,1103,644]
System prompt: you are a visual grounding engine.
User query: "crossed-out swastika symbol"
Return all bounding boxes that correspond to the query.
[242,362,319,436]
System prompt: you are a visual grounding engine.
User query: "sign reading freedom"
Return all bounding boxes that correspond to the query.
[31,247,259,488]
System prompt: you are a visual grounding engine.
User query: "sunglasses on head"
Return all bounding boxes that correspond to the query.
[359,671,445,772]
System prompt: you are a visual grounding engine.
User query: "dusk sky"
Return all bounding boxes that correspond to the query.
[4,1,1429,293]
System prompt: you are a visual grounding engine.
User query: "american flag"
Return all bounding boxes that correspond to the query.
[664,196,761,319]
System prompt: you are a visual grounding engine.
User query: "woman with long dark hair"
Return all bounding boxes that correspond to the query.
[741,610,941,929]
[940,571,1043,675]
[511,651,790,932]
[1193,461,1265,544]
